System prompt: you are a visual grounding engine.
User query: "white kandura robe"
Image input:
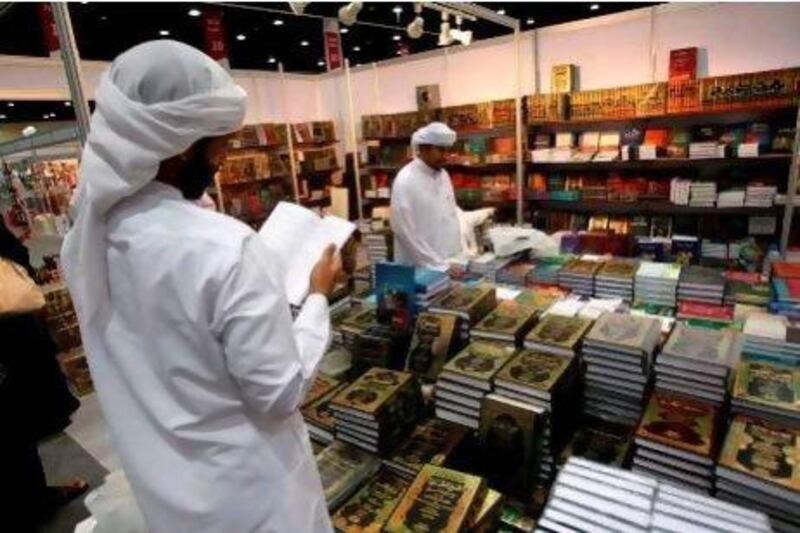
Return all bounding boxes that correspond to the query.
[88,181,332,532]
[390,158,462,271]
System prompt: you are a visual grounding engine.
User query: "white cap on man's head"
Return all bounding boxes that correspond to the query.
[411,121,457,148]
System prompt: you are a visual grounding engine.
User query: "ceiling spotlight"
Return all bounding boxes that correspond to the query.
[159,30,170,36]
[273,19,284,26]
[317,60,325,67]
[338,2,362,26]
[289,2,308,15]
[7,102,14,107]
[268,57,276,64]
[393,34,402,41]
[438,12,453,46]
[100,15,108,21]
[0,114,6,120]
[300,40,309,47]
[43,114,50,120]
[407,4,424,39]
[188,8,201,17]
[527,17,535,25]
[392,6,402,15]
[353,45,361,52]
[236,34,246,41]
[64,101,72,107]
[23,126,37,136]
[497,9,506,15]
[340,28,349,34]
[49,113,56,118]
[590,3,600,10]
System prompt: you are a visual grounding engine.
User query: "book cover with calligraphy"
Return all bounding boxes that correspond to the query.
[525,315,593,351]
[635,391,719,458]
[332,466,412,533]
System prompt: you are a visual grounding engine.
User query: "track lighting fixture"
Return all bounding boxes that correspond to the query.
[338,2,362,26]
[407,3,424,39]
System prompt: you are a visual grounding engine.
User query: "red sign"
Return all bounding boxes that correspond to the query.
[36,3,60,57]
[202,11,229,64]
[669,47,698,82]
[323,18,342,71]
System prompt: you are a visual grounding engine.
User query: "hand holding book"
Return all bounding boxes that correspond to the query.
[310,244,342,299]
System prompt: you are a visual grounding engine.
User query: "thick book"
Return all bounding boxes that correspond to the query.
[524,314,594,355]
[559,419,632,468]
[660,324,739,374]
[471,300,538,343]
[493,350,573,400]
[331,466,412,533]
[733,361,800,414]
[385,418,468,476]
[331,368,414,418]
[584,312,660,356]
[302,382,350,434]
[514,287,566,312]
[385,465,486,533]
[635,391,719,460]
[316,441,382,510]
[677,301,734,322]
[405,312,459,381]
[597,259,639,281]
[259,201,356,306]
[429,284,497,324]
[303,374,343,408]
[440,342,518,390]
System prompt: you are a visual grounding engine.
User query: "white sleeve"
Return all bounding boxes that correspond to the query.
[390,179,448,271]
[212,234,330,420]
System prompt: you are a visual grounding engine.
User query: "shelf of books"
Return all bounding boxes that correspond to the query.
[292,121,340,213]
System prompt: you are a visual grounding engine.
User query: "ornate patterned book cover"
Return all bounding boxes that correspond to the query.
[331,368,413,416]
[733,361,800,413]
[494,350,572,394]
[525,315,594,351]
[442,342,518,383]
[332,466,413,533]
[635,391,719,458]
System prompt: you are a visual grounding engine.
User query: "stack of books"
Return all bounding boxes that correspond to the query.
[528,256,567,285]
[702,239,728,260]
[689,142,722,160]
[689,181,717,207]
[670,177,691,205]
[717,188,746,208]
[656,324,740,405]
[429,284,497,341]
[523,314,594,358]
[384,418,468,479]
[385,465,487,532]
[434,341,518,429]
[731,360,800,427]
[330,367,421,455]
[514,286,566,314]
[676,301,734,328]
[364,230,392,264]
[635,262,681,307]
[581,312,661,425]
[632,391,721,494]
[301,375,347,444]
[741,312,800,366]
[724,271,771,306]
[470,300,539,345]
[558,258,604,296]
[330,466,412,531]
[558,418,633,468]
[493,350,580,484]
[745,183,777,207]
[316,440,382,510]
[414,268,451,310]
[716,415,800,532]
[405,312,459,382]
[539,457,772,533]
[468,252,512,283]
[496,261,535,286]
[677,265,726,305]
[593,259,639,301]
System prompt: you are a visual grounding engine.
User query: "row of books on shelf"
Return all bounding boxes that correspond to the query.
[230,121,337,149]
[218,151,290,183]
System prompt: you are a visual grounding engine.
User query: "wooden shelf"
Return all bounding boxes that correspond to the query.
[228,143,287,152]
[299,167,342,177]
[527,154,792,172]
[293,139,339,149]
[219,175,290,187]
[300,196,332,207]
[527,198,780,216]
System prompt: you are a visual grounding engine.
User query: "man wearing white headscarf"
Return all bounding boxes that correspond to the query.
[61,41,339,532]
[390,122,463,271]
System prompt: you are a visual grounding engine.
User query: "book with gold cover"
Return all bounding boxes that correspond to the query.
[470,489,504,533]
[471,300,538,344]
[523,314,593,357]
[302,382,349,443]
[514,287,564,312]
[635,391,719,459]
[303,374,343,408]
[316,441,382,510]
[385,418,469,477]
[405,312,459,382]
[597,259,639,280]
[494,350,573,401]
[561,258,603,276]
[439,341,518,390]
[429,284,497,324]
[331,466,412,533]
[331,368,413,418]
[384,465,486,533]
[717,415,800,495]
[733,361,800,416]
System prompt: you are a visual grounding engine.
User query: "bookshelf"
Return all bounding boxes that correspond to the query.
[292,121,340,212]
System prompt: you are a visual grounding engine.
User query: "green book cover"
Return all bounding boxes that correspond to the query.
[385,465,486,533]
[387,419,469,474]
[431,284,497,322]
[332,368,413,416]
[635,391,719,459]
[514,288,563,312]
[524,314,593,351]
[332,466,412,533]
[316,441,381,507]
[733,361,800,413]
[494,350,572,395]
[442,342,518,383]
[718,415,800,492]
[473,301,538,338]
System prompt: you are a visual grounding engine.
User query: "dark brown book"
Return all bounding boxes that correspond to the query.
[331,368,413,418]
[429,284,497,324]
[332,466,412,533]
[406,312,459,381]
[386,418,469,477]
[635,391,719,459]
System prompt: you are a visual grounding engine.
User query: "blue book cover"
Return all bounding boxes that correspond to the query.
[375,262,417,323]
[414,268,449,293]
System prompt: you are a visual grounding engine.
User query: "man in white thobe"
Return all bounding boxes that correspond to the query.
[390,122,463,271]
[61,41,339,532]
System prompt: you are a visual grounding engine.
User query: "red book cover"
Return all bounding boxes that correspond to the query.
[643,129,670,148]
[669,48,698,82]
[677,302,734,321]
[786,279,800,299]
[772,262,800,279]
[724,271,762,283]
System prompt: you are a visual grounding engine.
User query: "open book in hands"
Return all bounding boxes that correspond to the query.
[258,202,355,306]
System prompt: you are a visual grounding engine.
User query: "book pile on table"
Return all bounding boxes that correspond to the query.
[429,284,497,341]
[301,375,347,445]
[404,312,459,382]
[717,188,746,208]
[724,271,771,306]
[385,465,487,532]
[577,297,624,320]
[635,261,681,308]
[745,183,777,207]
[689,181,717,207]
[741,312,800,366]
[629,302,676,334]
[528,256,568,285]
[677,265,726,305]
[523,314,593,358]
[414,268,451,310]
[383,418,468,479]
[656,324,740,405]
[558,418,633,468]
[330,466,412,532]
[715,415,800,532]
[558,258,604,296]
[632,391,721,494]
[676,301,735,328]
[731,360,800,427]
[702,239,728,260]
[493,350,580,485]
[338,307,378,354]
[514,286,565,314]
[316,440,381,510]
[434,341,518,429]
[581,312,661,425]
[330,367,422,455]
[593,259,638,301]
[364,230,392,264]
[468,252,512,283]
[538,457,772,533]
[542,294,587,318]
[496,260,535,286]
[470,300,539,345]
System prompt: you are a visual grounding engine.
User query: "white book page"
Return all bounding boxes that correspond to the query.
[259,202,320,267]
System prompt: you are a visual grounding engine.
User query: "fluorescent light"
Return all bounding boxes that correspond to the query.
[353,45,361,52]
[300,40,309,47]
[188,8,201,17]
[393,34,401,41]
[159,30,170,36]
[527,17,535,25]
[496,9,506,15]
[236,34,246,41]
[317,60,325,67]
[340,27,349,34]
[590,3,600,10]
[273,19,284,26]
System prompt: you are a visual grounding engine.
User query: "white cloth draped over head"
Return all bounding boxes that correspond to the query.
[61,40,247,325]
[410,121,457,148]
